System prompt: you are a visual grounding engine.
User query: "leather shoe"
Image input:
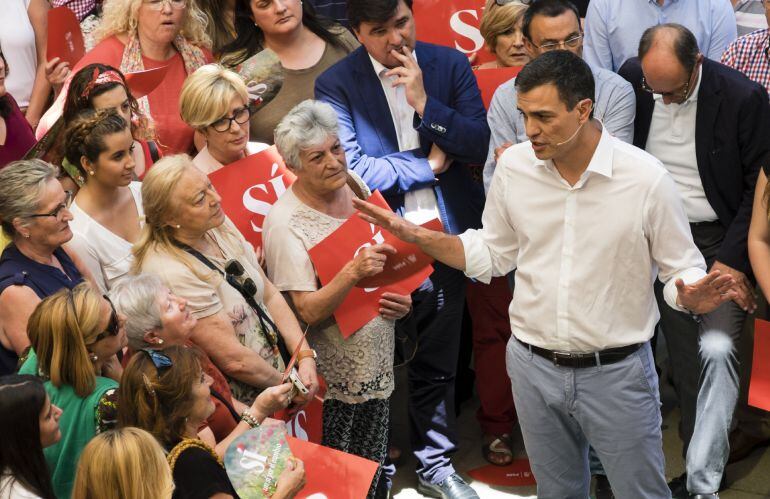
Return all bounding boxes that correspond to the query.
[594,474,615,499]
[417,473,479,499]
[728,428,770,464]
[669,473,688,499]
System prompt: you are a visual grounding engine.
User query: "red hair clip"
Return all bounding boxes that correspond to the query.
[80,68,125,99]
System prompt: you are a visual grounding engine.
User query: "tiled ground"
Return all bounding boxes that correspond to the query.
[389,365,770,498]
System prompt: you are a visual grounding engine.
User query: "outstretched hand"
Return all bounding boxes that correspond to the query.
[352,198,420,243]
[676,270,737,314]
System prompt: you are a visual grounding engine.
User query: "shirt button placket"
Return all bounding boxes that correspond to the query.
[557,190,576,349]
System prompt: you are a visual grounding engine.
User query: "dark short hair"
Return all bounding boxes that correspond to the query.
[638,23,699,73]
[515,50,595,115]
[348,0,414,31]
[522,0,580,41]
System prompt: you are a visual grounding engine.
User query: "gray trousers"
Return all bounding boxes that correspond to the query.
[506,338,670,498]
[656,223,745,494]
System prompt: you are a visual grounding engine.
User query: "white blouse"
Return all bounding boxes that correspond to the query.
[67,182,144,293]
[0,0,36,108]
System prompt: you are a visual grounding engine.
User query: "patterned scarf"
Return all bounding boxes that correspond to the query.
[119,32,207,129]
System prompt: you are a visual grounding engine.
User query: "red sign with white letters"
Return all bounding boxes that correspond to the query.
[473,66,522,109]
[307,191,435,337]
[208,146,296,249]
[414,0,496,64]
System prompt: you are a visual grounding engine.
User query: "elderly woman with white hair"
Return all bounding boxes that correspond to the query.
[132,154,318,408]
[0,160,91,375]
[110,273,294,446]
[263,100,412,499]
[180,64,269,175]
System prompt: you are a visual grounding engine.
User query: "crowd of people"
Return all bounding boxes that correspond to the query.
[1,0,770,498]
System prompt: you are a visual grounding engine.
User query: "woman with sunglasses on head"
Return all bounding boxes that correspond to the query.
[119,345,305,499]
[63,108,144,294]
[0,374,62,499]
[219,0,358,145]
[0,160,93,376]
[111,273,273,442]
[180,64,269,175]
[17,282,127,499]
[133,155,319,407]
[477,0,530,69]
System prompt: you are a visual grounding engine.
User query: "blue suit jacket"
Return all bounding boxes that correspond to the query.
[315,42,489,235]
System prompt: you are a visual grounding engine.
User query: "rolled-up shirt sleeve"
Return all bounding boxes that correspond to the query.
[459,156,520,282]
[644,170,708,312]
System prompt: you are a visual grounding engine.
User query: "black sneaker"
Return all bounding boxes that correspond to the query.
[668,473,688,499]
[417,473,480,499]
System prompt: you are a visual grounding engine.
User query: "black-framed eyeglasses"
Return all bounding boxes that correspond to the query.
[27,191,73,221]
[225,259,258,297]
[93,295,120,342]
[140,348,173,374]
[209,104,255,133]
[531,33,584,52]
[641,63,697,102]
[495,0,532,5]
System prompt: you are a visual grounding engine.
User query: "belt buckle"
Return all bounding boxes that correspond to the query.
[552,351,572,367]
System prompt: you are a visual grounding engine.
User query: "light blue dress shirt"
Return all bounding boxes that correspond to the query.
[483,65,636,192]
[583,0,737,72]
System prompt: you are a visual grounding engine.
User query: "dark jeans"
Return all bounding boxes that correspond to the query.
[399,262,466,484]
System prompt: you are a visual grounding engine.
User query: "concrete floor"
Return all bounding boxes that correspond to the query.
[389,364,770,498]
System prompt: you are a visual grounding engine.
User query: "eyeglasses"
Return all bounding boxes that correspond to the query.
[225,259,258,297]
[209,104,254,133]
[640,64,696,102]
[93,295,120,342]
[28,191,73,221]
[531,33,584,52]
[140,348,173,374]
[495,0,532,5]
[143,0,186,10]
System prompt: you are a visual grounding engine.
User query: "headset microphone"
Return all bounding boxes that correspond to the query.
[554,120,586,147]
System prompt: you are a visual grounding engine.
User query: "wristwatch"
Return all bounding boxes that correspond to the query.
[297,349,317,362]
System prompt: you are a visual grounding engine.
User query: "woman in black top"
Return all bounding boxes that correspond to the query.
[119,346,305,499]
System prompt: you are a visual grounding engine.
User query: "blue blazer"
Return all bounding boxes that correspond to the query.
[619,57,770,275]
[315,42,489,235]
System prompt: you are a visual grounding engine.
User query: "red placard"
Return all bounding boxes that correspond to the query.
[277,377,326,444]
[286,437,379,499]
[47,7,85,67]
[414,0,496,64]
[124,66,169,99]
[749,319,770,412]
[468,459,537,487]
[208,146,296,249]
[473,66,522,109]
[307,191,434,337]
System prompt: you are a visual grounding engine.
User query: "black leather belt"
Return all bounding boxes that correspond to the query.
[517,338,642,368]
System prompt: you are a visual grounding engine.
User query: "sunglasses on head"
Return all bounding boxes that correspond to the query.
[140,348,173,374]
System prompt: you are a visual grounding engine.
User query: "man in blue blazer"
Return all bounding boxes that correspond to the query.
[619,24,770,498]
[315,0,488,497]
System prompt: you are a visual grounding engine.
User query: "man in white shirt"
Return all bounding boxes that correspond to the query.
[353,50,737,498]
[618,24,770,497]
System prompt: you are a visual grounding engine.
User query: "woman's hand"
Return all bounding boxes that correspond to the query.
[253,382,293,417]
[273,457,306,499]
[45,57,70,96]
[294,358,319,406]
[346,243,396,282]
[379,292,412,320]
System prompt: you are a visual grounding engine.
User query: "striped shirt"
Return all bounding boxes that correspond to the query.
[721,28,770,96]
[734,0,768,37]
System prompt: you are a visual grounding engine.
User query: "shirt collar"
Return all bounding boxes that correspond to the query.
[652,63,702,105]
[533,123,615,179]
[369,50,418,78]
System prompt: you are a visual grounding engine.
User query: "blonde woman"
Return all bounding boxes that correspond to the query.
[72,427,174,499]
[180,64,269,175]
[37,0,214,155]
[478,0,530,68]
[132,155,318,406]
[17,282,128,499]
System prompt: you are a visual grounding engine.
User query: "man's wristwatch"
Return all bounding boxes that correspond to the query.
[297,349,317,363]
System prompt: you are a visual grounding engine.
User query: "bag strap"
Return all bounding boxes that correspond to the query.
[210,387,240,423]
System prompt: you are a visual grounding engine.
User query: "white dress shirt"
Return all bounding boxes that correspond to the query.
[459,126,707,352]
[369,53,440,225]
[645,68,719,223]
